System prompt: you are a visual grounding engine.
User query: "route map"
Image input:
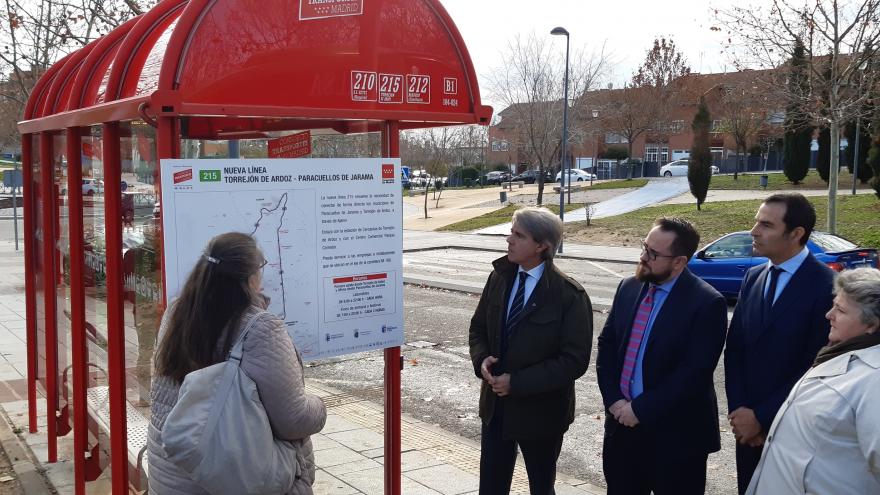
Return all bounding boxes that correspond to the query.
[161,158,405,360]
[169,188,320,356]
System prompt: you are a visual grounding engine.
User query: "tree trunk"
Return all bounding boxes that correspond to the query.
[627,142,634,179]
[537,163,545,205]
[424,183,429,219]
[828,121,840,234]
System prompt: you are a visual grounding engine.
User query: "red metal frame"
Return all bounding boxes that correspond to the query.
[382,121,402,495]
[20,2,492,492]
[22,135,37,433]
[38,133,58,462]
[65,127,87,495]
[102,122,128,493]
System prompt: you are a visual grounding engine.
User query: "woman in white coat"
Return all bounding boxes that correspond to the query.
[746,267,880,494]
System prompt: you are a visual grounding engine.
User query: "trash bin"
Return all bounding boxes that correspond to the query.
[760,174,768,188]
[499,191,507,203]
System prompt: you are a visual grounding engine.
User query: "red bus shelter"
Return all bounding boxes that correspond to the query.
[18,1,491,493]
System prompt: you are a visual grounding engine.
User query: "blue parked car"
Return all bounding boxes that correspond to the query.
[689,231,879,298]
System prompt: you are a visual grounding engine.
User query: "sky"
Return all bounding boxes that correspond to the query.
[437,0,741,109]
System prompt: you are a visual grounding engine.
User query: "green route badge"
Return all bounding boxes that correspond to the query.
[199,169,221,182]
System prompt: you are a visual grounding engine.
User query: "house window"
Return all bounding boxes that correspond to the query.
[646,146,669,163]
[491,140,509,152]
[605,133,628,144]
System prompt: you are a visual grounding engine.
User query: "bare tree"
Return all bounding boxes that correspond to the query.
[594,84,663,178]
[595,38,690,178]
[715,0,880,232]
[636,38,691,173]
[0,0,154,147]
[716,79,776,179]
[486,32,606,205]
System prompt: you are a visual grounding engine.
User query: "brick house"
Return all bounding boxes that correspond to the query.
[488,69,785,176]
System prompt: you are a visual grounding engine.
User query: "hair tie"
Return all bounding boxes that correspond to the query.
[204,254,221,265]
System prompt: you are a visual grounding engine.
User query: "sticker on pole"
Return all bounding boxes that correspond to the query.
[268,131,312,159]
[300,0,363,20]
[406,74,430,104]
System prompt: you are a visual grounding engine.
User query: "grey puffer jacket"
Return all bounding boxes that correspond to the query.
[148,304,327,495]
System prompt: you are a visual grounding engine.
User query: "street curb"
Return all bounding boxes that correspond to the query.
[0,406,53,494]
[402,244,637,265]
[402,277,612,311]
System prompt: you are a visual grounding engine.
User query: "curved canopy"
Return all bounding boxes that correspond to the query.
[20,0,492,135]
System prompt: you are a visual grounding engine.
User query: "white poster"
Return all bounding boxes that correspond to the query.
[161,158,404,360]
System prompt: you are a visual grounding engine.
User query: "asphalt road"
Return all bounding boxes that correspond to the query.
[306,283,739,495]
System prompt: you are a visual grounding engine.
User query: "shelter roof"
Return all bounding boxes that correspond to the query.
[20,0,491,135]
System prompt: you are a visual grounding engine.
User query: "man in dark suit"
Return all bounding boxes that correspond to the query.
[597,217,728,495]
[469,207,593,495]
[725,193,834,494]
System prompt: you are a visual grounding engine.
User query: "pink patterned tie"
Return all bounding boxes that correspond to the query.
[619,286,657,400]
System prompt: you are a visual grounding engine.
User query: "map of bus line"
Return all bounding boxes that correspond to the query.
[162,158,405,361]
[168,188,320,357]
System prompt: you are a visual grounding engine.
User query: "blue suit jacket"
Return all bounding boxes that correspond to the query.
[724,253,834,429]
[597,268,728,458]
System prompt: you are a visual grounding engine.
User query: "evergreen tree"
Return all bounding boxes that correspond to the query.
[869,105,880,198]
[689,97,712,210]
[783,38,811,184]
[844,121,873,183]
[867,138,880,198]
[816,127,831,182]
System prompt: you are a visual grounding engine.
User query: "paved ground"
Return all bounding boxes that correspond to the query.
[477,178,690,235]
[0,237,607,495]
[659,185,876,205]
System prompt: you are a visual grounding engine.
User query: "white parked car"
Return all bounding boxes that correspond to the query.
[660,159,689,177]
[555,169,596,182]
[660,160,720,177]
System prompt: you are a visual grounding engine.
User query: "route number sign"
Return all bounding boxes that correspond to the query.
[406,74,430,104]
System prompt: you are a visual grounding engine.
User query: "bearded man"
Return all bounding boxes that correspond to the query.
[596,217,728,495]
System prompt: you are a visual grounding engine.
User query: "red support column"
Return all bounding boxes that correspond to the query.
[38,132,58,462]
[102,122,128,494]
[21,135,38,434]
[155,116,178,308]
[381,121,401,495]
[66,128,87,495]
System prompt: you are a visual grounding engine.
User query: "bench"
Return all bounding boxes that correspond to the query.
[501,181,525,189]
[552,182,587,193]
[85,385,150,488]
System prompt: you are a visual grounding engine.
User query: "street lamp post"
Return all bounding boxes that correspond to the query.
[551,26,570,254]
[591,109,598,186]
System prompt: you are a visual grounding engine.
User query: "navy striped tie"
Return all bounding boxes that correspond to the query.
[506,271,529,334]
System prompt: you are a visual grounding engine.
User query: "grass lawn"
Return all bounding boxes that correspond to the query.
[709,169,873,191]
[439,203,585,232]
[566,193,880,249]
[588,178,648,190]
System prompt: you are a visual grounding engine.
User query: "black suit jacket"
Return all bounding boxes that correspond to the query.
[724,253,833,429]
[469,256,593,441]
[596,268,728,458]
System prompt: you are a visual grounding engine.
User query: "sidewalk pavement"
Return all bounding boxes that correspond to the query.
[0,237,608,494]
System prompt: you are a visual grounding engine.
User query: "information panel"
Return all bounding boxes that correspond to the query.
[161,158,404,360]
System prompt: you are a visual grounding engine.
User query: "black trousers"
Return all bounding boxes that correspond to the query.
[479,406,564,495]
[735,443,763,495]
[602,425,707,495]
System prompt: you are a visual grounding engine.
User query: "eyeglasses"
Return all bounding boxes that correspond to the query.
[258,258,268,269]
[641,241,678,261]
